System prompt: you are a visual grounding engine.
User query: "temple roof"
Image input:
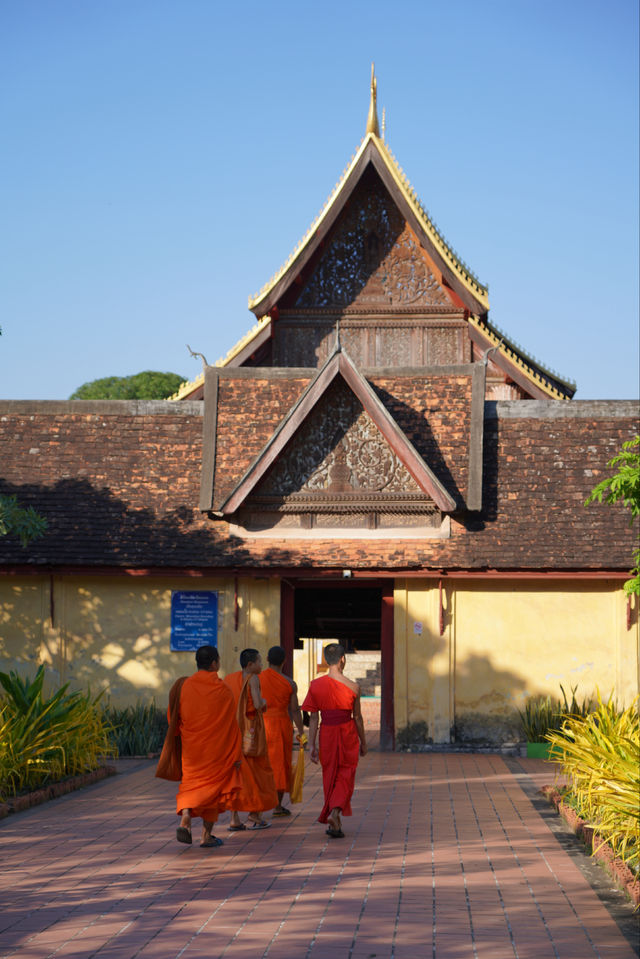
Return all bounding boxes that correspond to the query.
[171,70,576,402]
[248,129,490,318]
[0,399,636,571]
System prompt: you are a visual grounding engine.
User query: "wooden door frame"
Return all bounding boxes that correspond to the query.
[279,576,395,750]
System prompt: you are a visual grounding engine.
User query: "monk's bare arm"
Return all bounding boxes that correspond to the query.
[308,712,320,764]
[352,695,367,756]
[288,681,305,738]
[249,673,267,711]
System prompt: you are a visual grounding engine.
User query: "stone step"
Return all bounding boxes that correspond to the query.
[345,653,382,696]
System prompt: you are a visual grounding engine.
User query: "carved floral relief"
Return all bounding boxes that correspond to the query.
[254,380,427,503]
[296,175,450,310]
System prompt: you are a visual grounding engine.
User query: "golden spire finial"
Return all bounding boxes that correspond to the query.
[366,63,380,137]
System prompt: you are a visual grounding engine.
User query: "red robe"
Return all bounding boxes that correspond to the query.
[301,675,360,823]
[261,668,294,793]
[224,670,278,812]
[174,670,242,821]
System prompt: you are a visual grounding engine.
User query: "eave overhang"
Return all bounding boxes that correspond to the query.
[468,315,576,400]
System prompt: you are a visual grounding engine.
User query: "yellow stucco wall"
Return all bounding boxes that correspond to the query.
[1,574,637,743]
[0,574,281,706]
[394,578,638,743]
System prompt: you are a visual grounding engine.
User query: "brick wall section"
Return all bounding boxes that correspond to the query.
[0,399,636,571]
[370,374,473,504]
[213,375,311,506]
[211,371,473,508]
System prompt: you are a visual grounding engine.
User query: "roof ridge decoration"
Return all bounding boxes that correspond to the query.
[468,314,576,400]
[366,63,380,137]
[169,315,272,400]
[169,370,205,402]
[248,70,489,315]
[217,347,457,515]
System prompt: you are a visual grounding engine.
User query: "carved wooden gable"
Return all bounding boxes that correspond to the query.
[238,378,441,533]
[295,170,452,312]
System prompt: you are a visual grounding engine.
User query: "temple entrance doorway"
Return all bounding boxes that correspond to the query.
[281,580,394,749]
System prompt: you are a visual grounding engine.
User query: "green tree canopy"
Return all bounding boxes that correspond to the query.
[0,494,48,547]
[585,435,640,596]
[69,371,186,400]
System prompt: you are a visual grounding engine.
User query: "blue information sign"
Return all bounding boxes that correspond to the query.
[170,591,218,651]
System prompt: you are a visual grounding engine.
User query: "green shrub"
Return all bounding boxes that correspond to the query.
[0,666,114,800]
[519,684,593,742]
[547,696,640,875]
[103,701,167,756]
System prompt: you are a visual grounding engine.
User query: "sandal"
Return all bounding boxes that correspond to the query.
[326,827,345,839]
[272,808,291,818]
[200,836,224,848]
[176,826,192,845]
[249,819,270,830]
[228,823,247,832]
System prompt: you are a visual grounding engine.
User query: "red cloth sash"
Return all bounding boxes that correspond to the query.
[320,708,352,726]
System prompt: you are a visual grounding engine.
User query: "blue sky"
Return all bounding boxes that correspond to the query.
[1,0,638,400]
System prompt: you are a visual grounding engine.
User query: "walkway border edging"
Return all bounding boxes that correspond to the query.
[541,784,640,907]
[0,764,117,819]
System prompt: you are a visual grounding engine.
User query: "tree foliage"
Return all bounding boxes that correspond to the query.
[585,435,640,596]
[0,495,48,547]
[70,371,186,400]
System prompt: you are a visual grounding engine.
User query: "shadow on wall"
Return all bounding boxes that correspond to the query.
[0,478,279,706]
[453,651,530,743]
[0,478,306,568]
[370,385,465,509]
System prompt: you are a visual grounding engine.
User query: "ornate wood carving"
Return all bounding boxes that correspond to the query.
[244,380,439,532]
[272,317,467,369]
[296,175,451,311]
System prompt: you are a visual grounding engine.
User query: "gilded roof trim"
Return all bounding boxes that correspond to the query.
[169,316,272,400]
[248,132,490,314]
[468,314,576,400]
[169,371,205,401]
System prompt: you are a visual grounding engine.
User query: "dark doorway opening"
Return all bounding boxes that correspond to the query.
[294,586,382,650]
[283,581,394,750]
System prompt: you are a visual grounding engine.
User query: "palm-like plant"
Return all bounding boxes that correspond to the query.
[0,666,114,800]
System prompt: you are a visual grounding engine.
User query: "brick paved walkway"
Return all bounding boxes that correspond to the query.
[0,752,637,959]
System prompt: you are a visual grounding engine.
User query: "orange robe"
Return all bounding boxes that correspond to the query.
[261,668,294,793]
[301,676,360,823]
[173,670,242,821]
[224,670,278,812]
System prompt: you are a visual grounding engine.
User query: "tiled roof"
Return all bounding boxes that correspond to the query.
[0,399,636,572]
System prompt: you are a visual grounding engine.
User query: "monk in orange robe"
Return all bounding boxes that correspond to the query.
[302,642,367,838]
[161,645,242,847]
[224,648,278,830]
[261,645,304,817]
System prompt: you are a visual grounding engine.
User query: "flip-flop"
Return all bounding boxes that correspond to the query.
[326,827,345,839]
[200,836,224,848]
[228,823,247,832]
[272,808,291,817]
[249,819,270,830]
[176,826,192,845]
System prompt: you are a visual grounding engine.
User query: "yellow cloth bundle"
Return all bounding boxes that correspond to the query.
[290,734,307,804]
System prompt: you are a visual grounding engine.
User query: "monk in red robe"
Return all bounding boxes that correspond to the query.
[160,645,242,848]
[224,648,278,830]
[302,642,367,838]
[261,645,304,817]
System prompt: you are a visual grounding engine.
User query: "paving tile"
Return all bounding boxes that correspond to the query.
[0,752,637,959]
